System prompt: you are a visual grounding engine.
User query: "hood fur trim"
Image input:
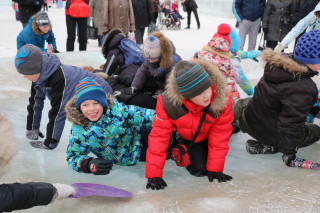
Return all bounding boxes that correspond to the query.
[65,94,115,126]
[165,58,229,115]
[32,16,52,35]
[101,28,124,58]
[260,48,309,74]
[201,45,230,59]
[0,114,17,176]
[148,31,173,69]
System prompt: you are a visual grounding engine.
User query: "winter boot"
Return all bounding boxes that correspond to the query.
[246,140,279,154]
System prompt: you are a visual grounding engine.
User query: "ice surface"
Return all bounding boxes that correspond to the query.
[1,2,320,213]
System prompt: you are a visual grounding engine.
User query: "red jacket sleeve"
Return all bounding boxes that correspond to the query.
[146,95,175,178]
[206,96,233,172]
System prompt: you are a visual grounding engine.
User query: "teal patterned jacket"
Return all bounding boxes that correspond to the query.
[65,95,155,172]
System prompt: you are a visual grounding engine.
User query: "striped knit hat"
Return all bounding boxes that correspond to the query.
[75,77,108,110]
[143,35,161,59]
[294,30,320,64]
[174,60,212,99]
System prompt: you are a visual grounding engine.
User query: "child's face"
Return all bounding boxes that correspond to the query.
[189,87,212,107]
[38,25,50,34]
[148,58,160,63]
[80,100,104,122]
[24,73,40,82]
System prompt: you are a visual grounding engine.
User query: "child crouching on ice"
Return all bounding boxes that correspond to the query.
[145,59,233,190]
[65,77,155,175]
[0,114,75,212]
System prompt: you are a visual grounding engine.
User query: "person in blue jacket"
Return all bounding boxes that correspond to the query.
[17,10,58,53]
[65,77,155,175]
[14,44,113,150]
[232,0,265,51]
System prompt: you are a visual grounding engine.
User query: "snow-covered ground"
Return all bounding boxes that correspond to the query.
[1,2,320,213]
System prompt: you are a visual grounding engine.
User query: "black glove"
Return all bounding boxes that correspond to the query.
[310,106,320,118]
[83,158,113,175]
[207,172,233,183]
[54,50,60,53]
[123,86,137,95]
[44,138,59,149]
[263,27,268,34]
[282,154,296,166]
[146,177,167,190]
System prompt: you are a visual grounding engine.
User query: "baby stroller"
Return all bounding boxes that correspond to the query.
[156,4,181,30]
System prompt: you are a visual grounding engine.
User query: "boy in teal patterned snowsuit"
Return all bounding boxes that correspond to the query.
[65,77,155,175]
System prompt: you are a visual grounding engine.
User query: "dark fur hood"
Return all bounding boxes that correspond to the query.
[101,28,126,58]
[260,48,317,83]
[65,94,115,126]
[165,58,229,117]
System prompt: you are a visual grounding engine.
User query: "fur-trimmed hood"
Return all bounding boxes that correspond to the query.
[260,48,317,83]
[144,31,175,70]
[65,94,115,126]
[31,16,52,35]
[101,28,126,58]
[165,58,229,117]
[0,114,17,177]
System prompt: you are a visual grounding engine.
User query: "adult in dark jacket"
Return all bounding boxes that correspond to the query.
[132,0,154,45]
[233,30,320,169]
[181,0,200,29]
[0,114,75,212]
[14,44,112,150]
[262,0,296,50]
[233,0,265,51]
[14,0,44,28]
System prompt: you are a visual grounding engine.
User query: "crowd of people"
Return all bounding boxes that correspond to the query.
[2,0,320,212]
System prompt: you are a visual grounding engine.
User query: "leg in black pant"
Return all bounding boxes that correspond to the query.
[66,15,76,51]
[266,41,277,50]
[192,9,200,29]
[77,17,88,51]
[186,139,208,177]
[186,10,191,28]
[135,27,145,45]
[139,126,152,162]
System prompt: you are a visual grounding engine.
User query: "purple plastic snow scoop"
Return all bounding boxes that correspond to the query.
[70,183,132,198]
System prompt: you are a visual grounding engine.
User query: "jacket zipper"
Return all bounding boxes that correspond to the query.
[106,146,121,163]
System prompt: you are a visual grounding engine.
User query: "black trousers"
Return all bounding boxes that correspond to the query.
[134,27,146,45]
[266,41,277,50]
[187,9,200,27]
[186,139,208,177]
[66,15,87,51]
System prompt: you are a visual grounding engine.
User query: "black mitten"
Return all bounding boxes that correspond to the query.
[81,158,113,175]
[146,177,167,190]
[207,172,233,183]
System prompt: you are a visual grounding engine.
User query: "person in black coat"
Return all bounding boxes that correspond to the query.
[13,0,44,28]
[0,114,76,212]
[262,0,296,50]
[132,0,154,45]
[233,30,320,169]
[181,0,200,29]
